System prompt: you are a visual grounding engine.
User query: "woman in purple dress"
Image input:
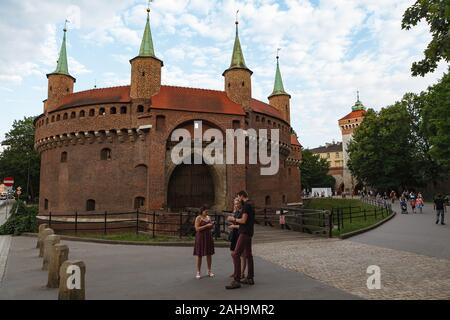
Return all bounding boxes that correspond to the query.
[193,205,215,279]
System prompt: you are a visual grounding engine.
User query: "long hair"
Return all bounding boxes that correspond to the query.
[199,205,209,216]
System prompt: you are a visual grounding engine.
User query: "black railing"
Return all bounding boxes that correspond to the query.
[38,209,228,240]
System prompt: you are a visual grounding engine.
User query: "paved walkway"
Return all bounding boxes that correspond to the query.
[0,236,11,283]
[351,201,450,260]
[0,236,356,300]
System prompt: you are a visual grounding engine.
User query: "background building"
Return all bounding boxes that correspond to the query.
[310,142,344,192]
[338,93,366,194]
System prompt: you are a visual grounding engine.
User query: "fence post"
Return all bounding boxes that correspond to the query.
[152,211,156,238]
[49,211,52,228]
[179,212,182,239]
[364,208,366,221]
[341,208,344,229]
[75,211,78,235]
[214,213,219,240]
[336,208,340,232]
[349,206,352,224]
[136,209,139,235]
[375,207,377,219]
[104,211,107,235]
[264,208,267,226]
[328,212,332,238]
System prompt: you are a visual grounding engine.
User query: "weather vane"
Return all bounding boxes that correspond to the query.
[277,48,281,59]
[236,10,239,24]
[357,90,360,101]
[64,19,70,32]
[147,0,153,13]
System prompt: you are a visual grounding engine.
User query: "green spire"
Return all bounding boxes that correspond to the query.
[138,8,156,57]
[352,91,366,111]
[229,21,248,70]
[270,55,289,97]
[53,24,70,76]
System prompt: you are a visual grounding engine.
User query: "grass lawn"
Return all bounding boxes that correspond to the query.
[303,198,393,237]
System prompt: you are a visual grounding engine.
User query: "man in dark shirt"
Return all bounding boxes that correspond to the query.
[226,190,255,289]
[434,194,447,225]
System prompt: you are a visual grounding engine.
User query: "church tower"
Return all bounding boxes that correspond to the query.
[223,17,253,108]
[130,4,163,100]
[338,92,367,194]
[45,24,76,114]
[268,54,291,123]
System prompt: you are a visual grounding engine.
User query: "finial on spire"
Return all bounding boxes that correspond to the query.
[147,0,152,14]
[277,48,281,60]
[64,19,70,32]
[357,90,360,101]
[236,10,240,25]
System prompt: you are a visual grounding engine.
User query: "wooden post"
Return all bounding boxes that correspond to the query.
[136,209,139,235]
[59,261,86,300]
[152,211,156,238]
[75,211,78,235]
[39,228,54,257]
[104,211,107,235]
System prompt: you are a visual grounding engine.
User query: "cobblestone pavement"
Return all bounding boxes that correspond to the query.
[254,238,450,300]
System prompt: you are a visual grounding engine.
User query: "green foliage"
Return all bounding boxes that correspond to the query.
[300,149,336,190]
[421,71,450,168]
[348,72,449,191]
[0,117,40,200]
[402,0,450,76]
[0,201,38,235]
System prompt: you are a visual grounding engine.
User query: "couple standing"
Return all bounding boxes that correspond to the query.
[192,190,255,290]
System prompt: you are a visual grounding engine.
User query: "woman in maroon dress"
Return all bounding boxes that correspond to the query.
[193,205,215,279]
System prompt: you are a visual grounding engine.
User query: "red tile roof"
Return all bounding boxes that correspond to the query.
[250,99,284,120]
[151,86,245,116]
[291,135,301,147]
[58,86,131,109]
[55,85,287,120]
[339,110,366,121]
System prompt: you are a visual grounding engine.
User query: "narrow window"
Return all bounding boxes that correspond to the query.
[44,199,49,210]
[86,199,96,212]
[100,148,112,161]
[134,197,145,210]
[137,105,144,113]
[63,113,68,120]
[265,196,271,207]
[70,112,76,119]
[56,115,61,121]
[60,152,68,163]
[79,110,85,118]
[110,107,117,115]
[51,116,55,122]
[99,108,106,115]
[120,106,127,114]
[89,109,95,117]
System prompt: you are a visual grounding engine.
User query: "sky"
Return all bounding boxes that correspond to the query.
[0,0,447,149]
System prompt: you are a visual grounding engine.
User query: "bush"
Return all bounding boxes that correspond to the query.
[0,200,38,235]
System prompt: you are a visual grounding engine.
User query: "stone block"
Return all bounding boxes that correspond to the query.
[59,260,86,300]
[39,228,54,257]
[42,234,60,270]
[47,244,69,288]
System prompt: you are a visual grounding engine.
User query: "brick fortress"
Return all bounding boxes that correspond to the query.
[34,9,302,214]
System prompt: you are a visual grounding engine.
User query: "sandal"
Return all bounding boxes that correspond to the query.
[195,272,201,280]
[208,271,215,278]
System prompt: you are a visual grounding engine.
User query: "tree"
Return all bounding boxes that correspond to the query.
[348,106,422,191]
[420,71,450,168]
[402,0,450,76]
[0,117,40,200]
[300,149,336,190]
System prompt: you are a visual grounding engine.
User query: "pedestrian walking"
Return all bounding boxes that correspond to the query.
[416,196,424,214]
[434,194,447,225]
[400,195,408,214]
[410,192,417,213]
[226,191,255,289]
[193,205,215,279]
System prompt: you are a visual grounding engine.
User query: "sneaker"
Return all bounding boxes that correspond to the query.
[225,281,241,290]
[241,278,255,285]
[195,272,201,280]
[208,271,215,278]
[441,223,446,225]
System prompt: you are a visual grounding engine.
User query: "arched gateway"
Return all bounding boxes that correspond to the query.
[167,163,215,211]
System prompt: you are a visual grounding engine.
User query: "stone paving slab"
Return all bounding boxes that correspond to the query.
[253,238,450,300]
[0,236,357,300]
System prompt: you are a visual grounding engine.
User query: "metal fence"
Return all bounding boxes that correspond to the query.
[38,209,229,240]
